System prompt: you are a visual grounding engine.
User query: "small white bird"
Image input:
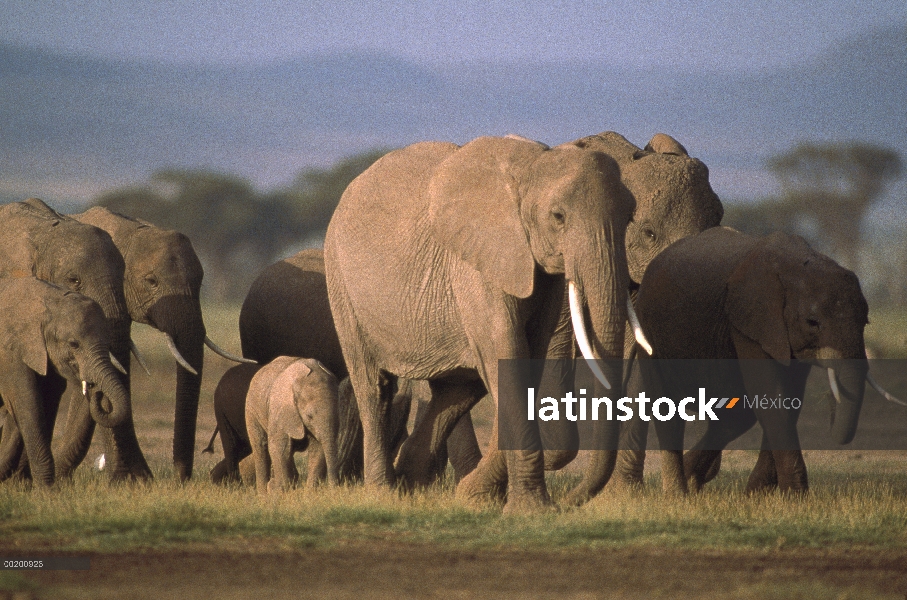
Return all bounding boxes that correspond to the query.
[94,454,106,471]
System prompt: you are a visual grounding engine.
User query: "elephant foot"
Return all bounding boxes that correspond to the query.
[502,492,557,515]
[455,451,507,507]
[394,439,445,493]
[613,449,646,488]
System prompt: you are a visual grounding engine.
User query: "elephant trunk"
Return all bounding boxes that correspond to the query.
[822,358,868,445]
[562,229,630,506]
[148,295,206,481]
[83,352,132,429]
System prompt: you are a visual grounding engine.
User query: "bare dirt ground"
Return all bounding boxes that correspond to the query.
[2,543,905,599]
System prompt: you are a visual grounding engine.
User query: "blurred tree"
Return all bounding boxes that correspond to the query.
[92,150,390,300]
[766,142,903,270]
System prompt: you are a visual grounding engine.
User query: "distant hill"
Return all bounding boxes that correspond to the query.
[0,23,904,205]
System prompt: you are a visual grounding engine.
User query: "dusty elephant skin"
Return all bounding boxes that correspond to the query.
[237,248,472,484]
[245,356,341,493]
[54,207,249,482]
[209,364,366,485]
[628,226,870,494]
[0,199,133,482]
[325,135,635,512]
[0,278,133,486]
[430,132,724,500]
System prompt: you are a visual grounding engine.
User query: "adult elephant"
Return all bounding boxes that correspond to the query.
[633,226,873,493]
[325,136,636,512]
[50,207,251,482]
[0,278,132,486]
[404,131,724,499]
[237,248,462,481]
[563,132,724,497]
[0,199,133,479]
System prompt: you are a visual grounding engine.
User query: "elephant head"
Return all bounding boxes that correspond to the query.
[429,136,635,367]
[0,199,132,368]
[282,359,341,487]
[570,132,723,285]
[76,206,250,480]
[726,232,869,444]
[0,278,133,485]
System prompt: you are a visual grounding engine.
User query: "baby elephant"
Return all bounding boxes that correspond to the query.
[246,356,340,493]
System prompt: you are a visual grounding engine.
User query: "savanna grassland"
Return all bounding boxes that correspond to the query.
[1,304,907,598]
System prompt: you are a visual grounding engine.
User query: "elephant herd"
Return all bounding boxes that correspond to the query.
[0,131,892,513]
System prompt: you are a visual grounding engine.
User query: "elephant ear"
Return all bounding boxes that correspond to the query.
[269,360,310,440]
[11,285,49,376]
[429,136,541,299]
[726,245,791,365]
[643,133,689,156]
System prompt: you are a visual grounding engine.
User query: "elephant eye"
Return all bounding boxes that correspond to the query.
[806,318,820,330]
[643,227,657,241]
[69,340,80,350]
[145,275,159,289]
[550,208,566,226]
[68,276,81,289]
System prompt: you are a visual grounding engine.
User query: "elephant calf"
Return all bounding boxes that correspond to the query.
[245,356,344,493]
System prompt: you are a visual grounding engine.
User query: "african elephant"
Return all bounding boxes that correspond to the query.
[238,248,469,482]
[0,278,132,486]
[208,362,412,485]
[50,207,251,482]
[325,135,636,512]
[245,356,343,493]
[632,226,871,493]
[0,199,132,479]
[409,131,724,500]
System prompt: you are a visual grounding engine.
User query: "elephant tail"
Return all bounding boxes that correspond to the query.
[202,425,219,454]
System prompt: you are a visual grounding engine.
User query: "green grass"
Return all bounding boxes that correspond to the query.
[2,458,907,553]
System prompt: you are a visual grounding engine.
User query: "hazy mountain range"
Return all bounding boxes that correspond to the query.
[1,23,904,209]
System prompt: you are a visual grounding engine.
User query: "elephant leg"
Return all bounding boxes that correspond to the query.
[614,416,649,488]
[54,386,96,479]
[745,438,779,493]
[395,378,485,490]
[0,418,25,482]
[684,407,758,492]
[267,432,297,493]
[446,411,481,481]
[456,418,507,504]
[212,394,252,485]
[653,418,687,496]
[99,417,153,482]
[305,439,326,488]
[250,422,271,495]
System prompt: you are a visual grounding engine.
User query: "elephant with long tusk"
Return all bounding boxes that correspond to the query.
[49,207,254,482]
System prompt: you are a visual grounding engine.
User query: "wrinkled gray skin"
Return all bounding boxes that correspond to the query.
[0,199,132,481]
[0,278,132,486]
[562,132,725,499]
[246,356,341,493]
[426,132,724,502]
[50,207,211,482]
[326,136,634,512]
[631,227,869,494]
[209,363,407,486]
[237,248,454,481]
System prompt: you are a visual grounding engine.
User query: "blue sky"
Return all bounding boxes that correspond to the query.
[2,1,904,71]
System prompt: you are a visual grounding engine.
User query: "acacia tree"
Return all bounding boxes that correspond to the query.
[767,142,903,270]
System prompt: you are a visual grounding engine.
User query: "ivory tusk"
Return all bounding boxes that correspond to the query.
[867,372,907,407]
[82,380,88,396]
[827,368,842,404]
[205,336,257,364]
[109,352,128,375]
[627,298,653,355]
[166,334,199,375]
[568,280,611,390]
[130,340,152,376]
